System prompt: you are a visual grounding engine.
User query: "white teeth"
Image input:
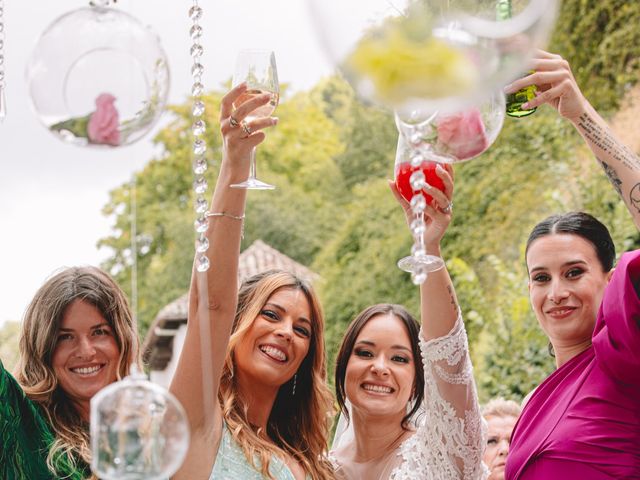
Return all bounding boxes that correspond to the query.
[260,346,287,362]
[71,365,102,375]
[363,384,392,394]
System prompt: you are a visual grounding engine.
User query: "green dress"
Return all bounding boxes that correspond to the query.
[0,360,90,480]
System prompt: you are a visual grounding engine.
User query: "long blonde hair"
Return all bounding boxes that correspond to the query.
[15,266,141,477]
[219,270,335,479]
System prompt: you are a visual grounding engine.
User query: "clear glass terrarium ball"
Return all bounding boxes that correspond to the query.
[90,367,189,480]
[26,5,170,148]
[306,0,558,117]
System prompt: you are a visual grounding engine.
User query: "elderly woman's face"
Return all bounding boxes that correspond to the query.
[483,414,517,480]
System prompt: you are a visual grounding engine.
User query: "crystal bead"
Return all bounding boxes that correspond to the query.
[410,151,424,167]
[410,131,422,145]
[192,100,205,117]
[193,139,206,155]
[411,244,426,258]
[191,62,204,78]
[193,156,208,175]
[196,254,210,272]
[192,120,205,136]
[411,268,428,285]
[195,196,208,213]
[410,194,426,214]
[410,171,426,191]
[411,218,426,236]
[190,24,202,41]
[190,44,203,58]
[194,215,209,233]
[188,5,203,21]
[192,82,204,96]
[193,176,208,194]
[196,235,209,253]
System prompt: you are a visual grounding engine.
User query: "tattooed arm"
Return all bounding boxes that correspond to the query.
[506,50,640,229]
[389,164,460,341]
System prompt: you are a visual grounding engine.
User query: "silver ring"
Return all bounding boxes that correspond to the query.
[440,201,453,214]
[241,121,252,136]
[229,115,240,128]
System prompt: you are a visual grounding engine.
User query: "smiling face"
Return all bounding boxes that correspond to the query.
[484,415,517,480]
[234,287,313,391]
[344,313,416,420]
[51,299,120,413]
[526,233,611,348]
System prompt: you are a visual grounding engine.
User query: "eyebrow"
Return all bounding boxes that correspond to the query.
[59,322,111,333]
[264,302,312,326]
[355,340,412,352]
[529,259,588,274]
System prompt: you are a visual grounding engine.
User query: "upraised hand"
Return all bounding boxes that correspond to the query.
[504,50,589,122]
[389,162,454,253]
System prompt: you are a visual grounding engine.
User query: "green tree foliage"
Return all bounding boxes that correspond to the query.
[99,0,640,401]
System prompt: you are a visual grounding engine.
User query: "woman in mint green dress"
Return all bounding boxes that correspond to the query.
[170,84,335,480]
[0,266,141,479]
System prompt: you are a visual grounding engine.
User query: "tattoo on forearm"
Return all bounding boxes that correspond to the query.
[599,159,623,197]
[447,285,459,315]
[630,184,640,214]
[577,112,640,171]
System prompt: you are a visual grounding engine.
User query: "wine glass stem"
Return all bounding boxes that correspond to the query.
[249,147,258,180]
[414,211,425,249]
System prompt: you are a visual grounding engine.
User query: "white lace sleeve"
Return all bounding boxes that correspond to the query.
[390,314,489,480]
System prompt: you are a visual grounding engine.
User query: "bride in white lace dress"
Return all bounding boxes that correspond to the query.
[330,166,488,480]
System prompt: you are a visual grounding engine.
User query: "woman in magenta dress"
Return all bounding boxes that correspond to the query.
[501,51,640,479]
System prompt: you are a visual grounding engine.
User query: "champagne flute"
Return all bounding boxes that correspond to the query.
[230,50,279,190]
[393,133,446,283]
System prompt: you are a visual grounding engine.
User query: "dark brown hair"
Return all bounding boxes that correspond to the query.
[335,303,425,430]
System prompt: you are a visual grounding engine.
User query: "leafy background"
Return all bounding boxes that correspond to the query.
[4,0,636,403]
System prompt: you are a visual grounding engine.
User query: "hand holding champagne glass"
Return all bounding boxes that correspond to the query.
[230,50,279,190]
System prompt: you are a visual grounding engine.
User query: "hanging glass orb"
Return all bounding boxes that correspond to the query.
[90,366,189,480]
[396,89,505,164]
[306,0,558,118]
[26,4,170,148]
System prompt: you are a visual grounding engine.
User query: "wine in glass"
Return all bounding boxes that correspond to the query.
[230,50,279,190]
[394,133,446,282]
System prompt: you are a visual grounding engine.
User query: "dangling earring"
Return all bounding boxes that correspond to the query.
[292,373,297,396]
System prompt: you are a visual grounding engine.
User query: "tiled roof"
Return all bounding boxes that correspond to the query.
[142,239,318,369]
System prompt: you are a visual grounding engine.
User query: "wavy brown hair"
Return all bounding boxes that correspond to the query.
[218,270,335,479]
[15,266,141,477]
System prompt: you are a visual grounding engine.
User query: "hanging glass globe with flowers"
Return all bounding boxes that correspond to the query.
[26,1,170,148]
[306,0,559,118]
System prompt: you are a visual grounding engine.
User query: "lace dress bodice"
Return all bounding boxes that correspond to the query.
[210,423,306,480]
[331,314,488,480]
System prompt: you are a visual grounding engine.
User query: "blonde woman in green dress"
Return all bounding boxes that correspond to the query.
[170,84,335,480]
[0,266,141,479]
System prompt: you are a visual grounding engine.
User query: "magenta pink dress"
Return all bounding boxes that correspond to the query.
[506,250,640,479]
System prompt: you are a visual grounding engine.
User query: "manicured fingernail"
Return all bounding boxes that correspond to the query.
[522,102,530,109]
[503,84,513,93]
[272,117,279,125]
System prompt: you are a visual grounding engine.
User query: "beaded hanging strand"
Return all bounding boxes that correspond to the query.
[189,1,210,272]
[0,0,6,121]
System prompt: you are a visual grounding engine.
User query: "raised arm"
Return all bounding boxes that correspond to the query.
[169,84,277,478]
[505,50,640,229]
[390,163,458,341]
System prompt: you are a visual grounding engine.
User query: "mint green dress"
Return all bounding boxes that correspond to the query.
[210,423,301,480]
[0,360,89,480]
